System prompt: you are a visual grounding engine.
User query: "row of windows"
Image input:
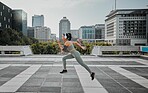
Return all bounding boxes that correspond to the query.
[107,34,114,37]
[107,22,114,27]
[107,31,114,34]
[0,12,12,17]
[1,5,11,12]
[119,36,146,38]
[83,30,95,34]
[0,22,10,28]
[1,17,11,22]
[119,17,145,20]
[82,34,95,39]
[121,14,146,17]
[123,20,146,24]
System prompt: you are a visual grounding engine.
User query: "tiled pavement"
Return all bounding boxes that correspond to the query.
[0,55,147,93]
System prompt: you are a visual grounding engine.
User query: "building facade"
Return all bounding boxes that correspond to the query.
[34,26,51,42]
[105,9,148,46]
[12,10,27,36]
[50,33,56,41]
[71,29,79,41]
[27,27,34,38]
[32,15,44,27]
[59,17,71,40]
[0,2,13,31]
[95,24,105,39]
[79,26,96,42]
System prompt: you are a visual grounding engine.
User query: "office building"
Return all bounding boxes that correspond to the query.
[95,24,105,39]
[50,33,56,41]
[0,2,12,31]
[105,9,148,46]
[27,27,34,38]
[79,26,95,42]
[12,10,27,36]
[71,29,79,40]
[59,17,71,40]
[32,15,44,27]
[34,26,51,42]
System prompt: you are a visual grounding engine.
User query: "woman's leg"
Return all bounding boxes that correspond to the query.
[73,52,92,74]
[62,53,74,70]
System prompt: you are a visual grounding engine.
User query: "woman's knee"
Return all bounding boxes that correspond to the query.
[62,57,66,61]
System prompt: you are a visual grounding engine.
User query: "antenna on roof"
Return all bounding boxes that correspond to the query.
[115,0,117,10]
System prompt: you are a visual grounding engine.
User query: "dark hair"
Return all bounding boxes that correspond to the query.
[63,33,72,41]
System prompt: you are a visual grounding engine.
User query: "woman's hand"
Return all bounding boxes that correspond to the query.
[81,46,86,50]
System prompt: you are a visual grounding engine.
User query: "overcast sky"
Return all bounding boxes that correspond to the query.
[1,0,148,36]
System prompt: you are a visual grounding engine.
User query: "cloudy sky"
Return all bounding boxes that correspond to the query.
[1,0,148,36]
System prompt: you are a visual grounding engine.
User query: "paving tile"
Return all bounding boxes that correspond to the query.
[105,87,131,93]
[45,78,61,82]
[62,82,82,87]
[42,82,61,87]
[62,87,83,93]
[16,86,40,92]
[40,87,61,92]
[127,88,148,93]
[84,87,108,93]
[63,78,80,82]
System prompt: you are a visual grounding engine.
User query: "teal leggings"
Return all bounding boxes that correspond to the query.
[62,51,92,74]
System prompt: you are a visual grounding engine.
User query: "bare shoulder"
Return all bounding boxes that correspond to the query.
[72,41,77,44]
[65,41,72,46]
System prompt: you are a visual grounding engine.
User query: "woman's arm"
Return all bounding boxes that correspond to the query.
[73,41,86,50]
[57,40,63,52]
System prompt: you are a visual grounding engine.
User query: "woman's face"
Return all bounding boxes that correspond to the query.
[62,34,66,41]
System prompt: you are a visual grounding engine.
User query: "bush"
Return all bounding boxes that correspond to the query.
[31,41,60,54]
[30,41,111,55]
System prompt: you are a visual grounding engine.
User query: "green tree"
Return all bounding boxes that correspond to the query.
[0,28,38,45]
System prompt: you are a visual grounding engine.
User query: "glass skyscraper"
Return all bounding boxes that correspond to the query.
[12,10,27,36]
[59,17,71,40]
[32,15,44,27]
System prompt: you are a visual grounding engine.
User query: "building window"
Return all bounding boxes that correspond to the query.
[0,23,1,27]
[8,19,10,22]
[3,6,4,10]
[4,17,6,21]
[0,12,2,16]
[8,9,10,13]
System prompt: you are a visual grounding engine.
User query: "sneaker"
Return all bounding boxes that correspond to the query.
[91,72,95,80]
[60,69,67,73]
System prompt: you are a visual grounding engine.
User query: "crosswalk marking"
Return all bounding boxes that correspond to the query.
[109,66,148,89]
[75,66,108,93]
[136,60,148,65]
[0,64,147,92]
[0,64,10,70]
[0,65,41,92]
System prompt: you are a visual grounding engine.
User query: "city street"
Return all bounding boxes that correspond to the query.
[0,55,147,93]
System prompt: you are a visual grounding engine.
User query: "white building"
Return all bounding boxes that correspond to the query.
[105,9,148,46]
[71,29,79,40]
[34,26,51,42]
[50,33,56,41]
[59,17,71,40]
[32,15,44,27]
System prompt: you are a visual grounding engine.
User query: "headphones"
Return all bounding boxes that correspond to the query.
[63,33,71,40]
[63,33,67,38]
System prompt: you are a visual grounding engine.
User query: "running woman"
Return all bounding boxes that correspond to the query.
[58,33,95,80]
